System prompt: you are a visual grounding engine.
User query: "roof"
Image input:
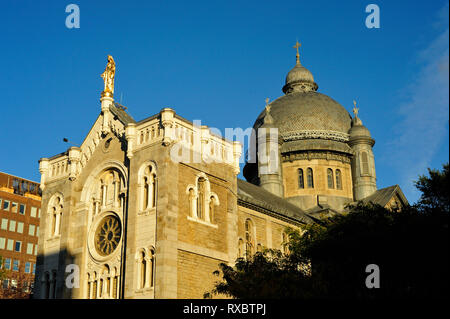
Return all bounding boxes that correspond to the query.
[254,92,352,136]
[110,103,136,125]
[359,185,409,207]
[237,179,314,224]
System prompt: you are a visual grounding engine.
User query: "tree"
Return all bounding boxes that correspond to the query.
[0,257,6,282]
[207,164,449,299]
[414,163,449,214]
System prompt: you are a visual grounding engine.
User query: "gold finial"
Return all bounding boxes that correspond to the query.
[352,100,359,117]
[101,55,116,98]
[293,41,301,64]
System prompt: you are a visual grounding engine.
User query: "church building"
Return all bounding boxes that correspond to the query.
[33,45,407,299]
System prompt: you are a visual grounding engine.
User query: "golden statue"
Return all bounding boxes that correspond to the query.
[101,55,116,97]
[352,100,359,117]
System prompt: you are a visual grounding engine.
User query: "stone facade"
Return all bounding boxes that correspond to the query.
[33,53,407,299]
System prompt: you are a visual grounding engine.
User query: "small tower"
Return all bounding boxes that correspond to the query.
[348,101,377,200]
[258,99,284,197]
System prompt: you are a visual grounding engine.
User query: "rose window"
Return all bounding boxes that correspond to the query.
[95,215,121,256]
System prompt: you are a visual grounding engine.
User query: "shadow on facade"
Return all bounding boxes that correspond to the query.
[33,248,76,299]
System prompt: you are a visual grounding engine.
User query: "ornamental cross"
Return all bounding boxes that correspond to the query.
[293,41,301,64]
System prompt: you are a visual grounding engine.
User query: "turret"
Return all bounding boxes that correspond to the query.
[257,99,284,197]
[348,102,377,200]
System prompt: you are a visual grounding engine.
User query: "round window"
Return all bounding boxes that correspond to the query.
[94,215,121,256]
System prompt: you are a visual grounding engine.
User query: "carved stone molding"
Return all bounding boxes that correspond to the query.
[282,151,352,164]
[282,130,349,143]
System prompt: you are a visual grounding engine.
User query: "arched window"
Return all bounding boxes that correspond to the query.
[238,238,244,258]
[86,273,92,299]
[307,168,314,188]
[139,251,146,289]
[186,174,218,223]
[327,168,334,189]
[135,248,154,290]
[336,169,342,190]
[298,168,304,189]
[48,195,63,237]
[209,196,216,224]
[51,270,57,299]
[43,272,50,299]
[197,177,206,220]
[188,188,197,218]
[361,151,369,175]
[140,164,157,211]
[245,219,254,259]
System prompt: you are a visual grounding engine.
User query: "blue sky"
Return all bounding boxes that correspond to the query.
[0,0,448,204]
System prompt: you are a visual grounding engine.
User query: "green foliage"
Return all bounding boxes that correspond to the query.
[0,256,6,281]
[207,164,449,299]
[414,163,449,214]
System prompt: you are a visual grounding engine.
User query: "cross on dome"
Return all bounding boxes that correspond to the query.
[293,41,301,64]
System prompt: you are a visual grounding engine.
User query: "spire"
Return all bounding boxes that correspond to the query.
[293,41,301,65]
[282,41,318,94]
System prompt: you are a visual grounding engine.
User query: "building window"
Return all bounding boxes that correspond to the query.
[2,200,10,211]
[15,241,22,252]
[13,260,19,272]
[17,222,24,234]
[187,174,219,224]
[136,248,155,290]
[32,263,36,275]
[4,258,11,270]
[29,224,36,236]
[2,279,9,289]
[336,169,342,190]
[327,168,334,189]
[43,272,50,299]
[298,168,304,189]
[0,237,5,249]
[209,196,217,224]
[9,220,16,232]
[11,202,18,213]
[197,177,206,220]
[49,195,63,237]
[237,238,244,258]
[30,207,37,218]
[1,218,7,230]
[25,262,31,273]
[244,219,255,259]
[19,204,26,215]
[27,243,34,255]
[307,168,314,188]
[361,151,369,175]
[140,164,157,212]
[7,239,13,251]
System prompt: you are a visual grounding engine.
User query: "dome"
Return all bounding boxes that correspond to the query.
[282,62,318,94]
[349,123,371,138]
[348,116,375,146]
[286,64,315,84]
[254,91,352,139]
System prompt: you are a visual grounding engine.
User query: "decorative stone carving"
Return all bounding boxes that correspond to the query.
[282,130,349,143]
[282,151,352,164]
